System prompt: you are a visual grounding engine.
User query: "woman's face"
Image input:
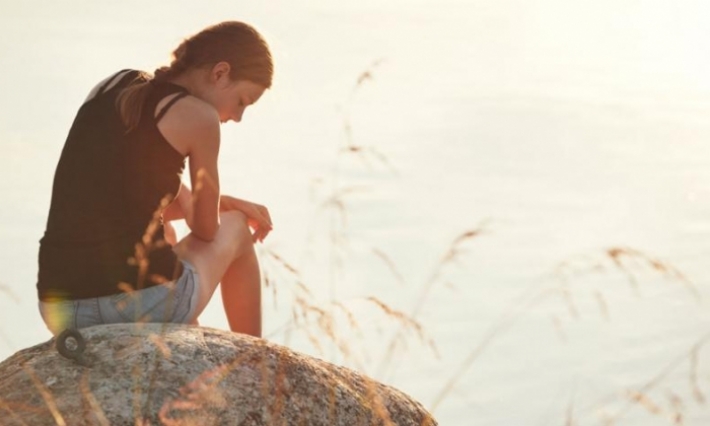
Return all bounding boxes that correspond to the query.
[197,62,267,124]
[215,79,266,124]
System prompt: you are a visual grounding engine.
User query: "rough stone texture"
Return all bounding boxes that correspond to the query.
[0,324,437,425]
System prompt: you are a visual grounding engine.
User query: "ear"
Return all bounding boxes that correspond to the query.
[211,61,232,85]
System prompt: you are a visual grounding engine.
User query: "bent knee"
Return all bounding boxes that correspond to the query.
[220,211,249,237]
[221,210,248,223]
[219,211,253,257]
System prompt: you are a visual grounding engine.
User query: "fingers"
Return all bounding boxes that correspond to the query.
[251,225,272,244]
[259,205,273,228]
[251,218,273,244]
[220,197,273,244]
[253,205,272,244]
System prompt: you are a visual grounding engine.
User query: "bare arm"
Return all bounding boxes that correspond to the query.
[163,182,194,227]
[158,97,221,241]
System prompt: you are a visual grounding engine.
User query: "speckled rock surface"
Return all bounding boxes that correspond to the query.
[0,324,437,425]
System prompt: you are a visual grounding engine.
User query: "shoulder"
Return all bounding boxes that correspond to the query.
[84,69,138,103]
[160,94,218,123]
[158,95,220,134]
[156,95,221,156]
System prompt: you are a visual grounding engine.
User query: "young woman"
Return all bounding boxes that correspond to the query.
[37,21,273,338]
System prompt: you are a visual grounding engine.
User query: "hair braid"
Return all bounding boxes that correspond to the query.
[152,41,192,83]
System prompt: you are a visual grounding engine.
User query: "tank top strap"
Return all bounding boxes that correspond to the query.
[154,91,190,123]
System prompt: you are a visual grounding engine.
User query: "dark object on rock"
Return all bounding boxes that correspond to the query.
[0,324,438,425]
[56,329,90,367]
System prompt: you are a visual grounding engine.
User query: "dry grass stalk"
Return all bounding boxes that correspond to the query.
[156,344,305,425]
[626,389,663,415]
[606,247,640,294]
[545,246,703,342]
[192,168,218,201]
[288,284,374,367]
[263,249,314,303]
[667,390,684,412]
[129,323,184,420]
[258,354,274,423]
[672,412,684,426]
[414,227,488,319]
[666,391,685,425]
[689,342,705,404]
[366,297,425,342]
[364,378,395,426]
[372,248,406,287]
[551,315,568,343]
[594,331,710,424]
[79,373,110,426]
[333,301,361,335]
[132,363,145,426]
[263,269,278,309]
[328,381,337,425]
[266,250,300,276]
[0,398,31,426]
[549,247,700,305]
[0,281,20,303]
[323,195,349,230]
[147,333,172,359]
[559,287,580,319]
[593,290,610,321]
[377,225,488,376]
[124,194,174,299]
[21,364,66,426]
[303,326,325,356]
[270,353,288,426]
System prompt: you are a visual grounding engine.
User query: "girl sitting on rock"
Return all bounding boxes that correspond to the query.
[37,21,273,338]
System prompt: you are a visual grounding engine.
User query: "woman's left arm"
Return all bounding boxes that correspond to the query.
[164,189,273,244]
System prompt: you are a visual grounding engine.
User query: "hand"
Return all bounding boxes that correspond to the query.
[220,195,273,243]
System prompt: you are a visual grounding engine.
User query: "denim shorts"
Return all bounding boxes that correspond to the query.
[38,260,200,336]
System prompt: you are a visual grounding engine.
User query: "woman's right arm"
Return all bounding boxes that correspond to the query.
[162,182,194,226]
[158,97,222,242]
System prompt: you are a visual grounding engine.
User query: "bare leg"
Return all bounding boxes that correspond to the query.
[173,211,262,335]
[220,243,262,337]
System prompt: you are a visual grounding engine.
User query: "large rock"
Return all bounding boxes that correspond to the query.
[0,324,437,425]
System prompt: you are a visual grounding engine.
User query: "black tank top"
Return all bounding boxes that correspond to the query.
[37,70,189,301]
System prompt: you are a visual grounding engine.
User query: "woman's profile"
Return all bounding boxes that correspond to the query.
[37,21,273,338]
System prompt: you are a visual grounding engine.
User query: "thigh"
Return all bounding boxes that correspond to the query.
[172,210,253,317]
[38,267,198,335]
[99,281,187,324]
[98,260,197,324]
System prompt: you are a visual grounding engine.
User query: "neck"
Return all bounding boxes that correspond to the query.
[169,69,204,96]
